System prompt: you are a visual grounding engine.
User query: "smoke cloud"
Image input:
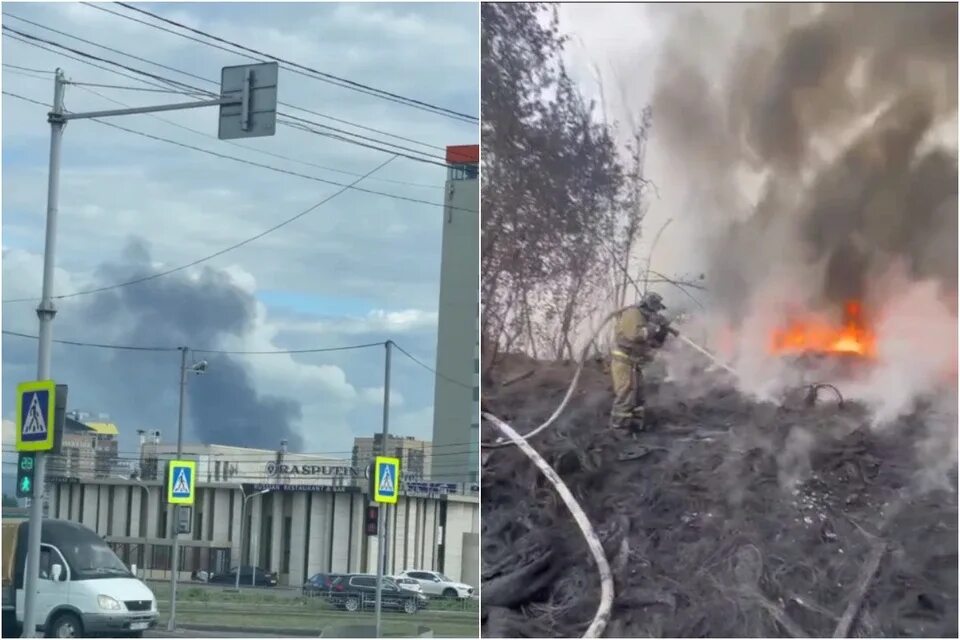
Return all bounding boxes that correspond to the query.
[646,4,957,477]
[77,239,304,451]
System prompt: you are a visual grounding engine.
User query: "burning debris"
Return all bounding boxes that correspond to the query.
[771,301,876,359]
[481,357,958,638]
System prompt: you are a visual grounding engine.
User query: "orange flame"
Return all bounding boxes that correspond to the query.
[770,300,876,358]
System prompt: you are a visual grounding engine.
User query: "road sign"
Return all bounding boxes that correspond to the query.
[218,62,278,140]
[16,381,56,452]
[167,460,196,505]
[373,456,400,504]
[16,453,36,498]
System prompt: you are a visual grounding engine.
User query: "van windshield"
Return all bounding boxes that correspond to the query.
[59,534,130,580]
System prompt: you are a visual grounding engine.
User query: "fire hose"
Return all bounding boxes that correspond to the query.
[481,310,742,450]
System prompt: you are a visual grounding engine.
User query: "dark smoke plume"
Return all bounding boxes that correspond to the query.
[652,3,957,318]
[77,239,303,451]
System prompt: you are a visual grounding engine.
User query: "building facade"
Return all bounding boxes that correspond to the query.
[46,413,120,480]
[45,441,479,588]
[431,144,480,485]
[351,434,432,481]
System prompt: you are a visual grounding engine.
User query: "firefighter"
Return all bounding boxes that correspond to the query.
[609,292,673,433]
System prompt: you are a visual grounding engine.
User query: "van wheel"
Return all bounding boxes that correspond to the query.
[442,588,457,599]
[344,597,360,612]
[403,599,417,615]
[47,612,82,638]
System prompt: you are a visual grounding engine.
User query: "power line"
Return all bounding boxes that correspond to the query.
[2,25,208,96]
[3,26,455,166]
[112,1,478,124]
[80,1,448,153]
[2,62,53,74]
[3,13,214,89]
[4,36,442,187]
[3,30,208,97]
[0,137,397,303]
[1,329,176,352]
[71,84,440,190]
[0,329,386,355]
[393,343,474,390]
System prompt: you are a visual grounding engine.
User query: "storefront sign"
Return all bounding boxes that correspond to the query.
[243,482,360,494]
[264,462,368,478]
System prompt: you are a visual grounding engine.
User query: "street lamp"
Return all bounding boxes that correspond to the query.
[168,349,208,632]
[236,488,270,591]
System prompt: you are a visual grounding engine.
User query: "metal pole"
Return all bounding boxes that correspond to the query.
[375,340,392,639]
[21,68,66,640]
[235,494,246,591]
[167,347,188,631]
[252,515,260,587]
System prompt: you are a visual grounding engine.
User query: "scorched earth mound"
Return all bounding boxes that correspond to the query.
[480,354,958,638]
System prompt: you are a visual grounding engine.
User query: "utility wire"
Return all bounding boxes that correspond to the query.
[1,329,385,355]
[1,329,176,352]
[3,30,207,97]
[3,26,455,166]
[80,1,448,153]
[71,84,440,190]
[2,25,208,96]
[393,343,474,390]
[3,13,214,88]
[113,1,478,124]
[84,118,461,205]
[2,62,53,74]
[0,124,397,302]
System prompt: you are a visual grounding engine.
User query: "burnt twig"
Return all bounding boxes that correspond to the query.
[832,541,887,638]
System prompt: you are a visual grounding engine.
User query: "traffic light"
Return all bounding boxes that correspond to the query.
[364,505,379,536]
[16,453,36,498]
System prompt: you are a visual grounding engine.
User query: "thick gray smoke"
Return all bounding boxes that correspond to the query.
[653,3,956,315]
[78,240,304,451]
[646,4,957,484]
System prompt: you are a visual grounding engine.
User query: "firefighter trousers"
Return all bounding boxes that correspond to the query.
[610,350,645,431]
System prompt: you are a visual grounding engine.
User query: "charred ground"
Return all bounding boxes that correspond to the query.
[481,354,958,637]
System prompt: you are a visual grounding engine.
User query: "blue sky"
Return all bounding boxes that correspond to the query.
[1,2,478,472]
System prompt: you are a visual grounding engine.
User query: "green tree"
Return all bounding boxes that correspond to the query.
[2,494,18,508]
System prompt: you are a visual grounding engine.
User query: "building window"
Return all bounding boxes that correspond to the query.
[472,387,479,402]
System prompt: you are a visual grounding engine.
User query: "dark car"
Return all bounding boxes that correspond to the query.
[303,572,345,597]
[328,574,428,614]
[208,565,278,587]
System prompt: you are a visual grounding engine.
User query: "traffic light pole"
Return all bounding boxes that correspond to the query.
[21,68,66,639]
[374,340,392,639]
[19,63,275,639]
[167,347,188,631]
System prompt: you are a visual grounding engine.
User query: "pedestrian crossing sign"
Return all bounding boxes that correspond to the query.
[374,456,400,504]
[16,380,57,452]
[167,460,196,505]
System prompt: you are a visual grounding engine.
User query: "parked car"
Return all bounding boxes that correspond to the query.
[208,566,278,587]
[302,573,345,597]
[328,574,428,614]
[392,576,423,594]
[396,570,474,599]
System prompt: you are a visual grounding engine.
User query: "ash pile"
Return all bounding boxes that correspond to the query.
[480,354,958,638]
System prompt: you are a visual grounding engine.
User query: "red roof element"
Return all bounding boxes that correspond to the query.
[446,144,479,164]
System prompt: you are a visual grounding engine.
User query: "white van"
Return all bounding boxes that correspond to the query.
[3,517,158,637]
